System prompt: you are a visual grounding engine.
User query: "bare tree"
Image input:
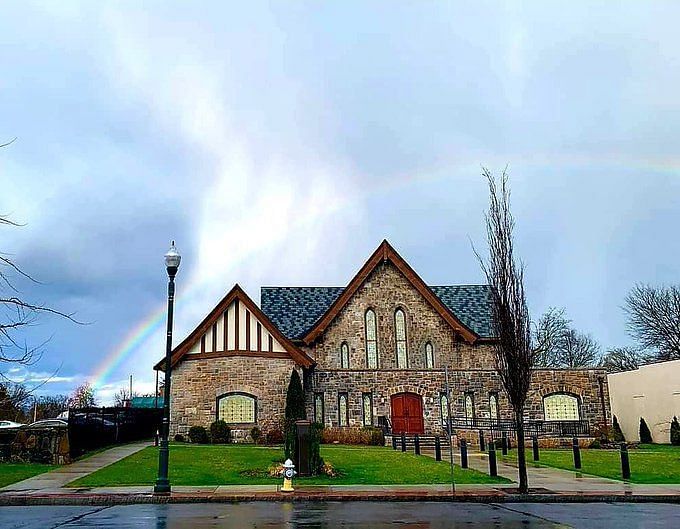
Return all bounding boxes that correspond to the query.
[476,167,532,494]
[68,382,97,408]
[1,215,80,376]
[532,307,570,367]
[625,284,680,361]
[0,381,31,422]
[113,387,137,407]
[600,346,645,373]
[557,329,601,368]
[533,308,601,368]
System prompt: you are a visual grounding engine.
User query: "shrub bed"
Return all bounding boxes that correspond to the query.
[321,426,385,446]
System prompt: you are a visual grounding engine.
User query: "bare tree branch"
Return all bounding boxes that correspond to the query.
[600,346,646,373]
[625,284,680,361]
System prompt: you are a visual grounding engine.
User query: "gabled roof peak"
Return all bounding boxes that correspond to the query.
[301,240,480,344]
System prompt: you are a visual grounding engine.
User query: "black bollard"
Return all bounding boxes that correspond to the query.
[460,439,468,469]
[501,432,508,455]
[507,435,512,450]
[401,432,406,452]
[488,440,497,477]
[392,435,397,450]
[572,437,581,469]
[620,442,631,480]
[479,430,486,452]
[435,435,442,461]
[532,435,539,462]
[414,434,421,455]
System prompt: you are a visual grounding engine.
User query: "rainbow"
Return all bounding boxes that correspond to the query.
[90,153,680,389]
[90,301,170,390]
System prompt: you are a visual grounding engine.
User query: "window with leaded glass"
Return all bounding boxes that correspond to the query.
[217,393,256,424]
[365,309,378,369]
[440,392,449,426]
[489,393,499,423]
[464,393,475,425]
[338,392,349,427]
[340,342,350,369]
[425,342,434,368]
[394,308,408,368]
[314,392,324,424]
[543,393,580,421]
[362,392,373,426]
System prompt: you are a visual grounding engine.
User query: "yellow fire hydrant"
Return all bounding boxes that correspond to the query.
[281,458,296,492]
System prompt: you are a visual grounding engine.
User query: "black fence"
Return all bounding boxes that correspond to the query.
[68,407,163,457]
[447,417,590,438]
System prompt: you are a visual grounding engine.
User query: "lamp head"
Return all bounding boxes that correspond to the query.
[164,240,181,276]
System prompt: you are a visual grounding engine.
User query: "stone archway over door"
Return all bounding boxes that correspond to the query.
[391,392,424,434]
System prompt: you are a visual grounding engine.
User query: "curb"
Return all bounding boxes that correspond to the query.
[1,492,679,506]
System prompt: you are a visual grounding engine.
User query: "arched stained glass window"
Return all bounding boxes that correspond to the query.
[340,342,350,368]
[425,342,434,368]
[489,393,499,423]
[314,393,324,424]
[543,393,580,421]
[394,309,408,368]
[362,393,373,426]
[465,394,474,425]
[440,393,449,426]
[365,309,378,369]
[217,393,256,424]
[338,393,349,427]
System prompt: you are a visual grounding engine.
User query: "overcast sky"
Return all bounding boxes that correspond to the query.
[2,2,679,403]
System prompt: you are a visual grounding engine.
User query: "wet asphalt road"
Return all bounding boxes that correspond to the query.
[1,501,678,528]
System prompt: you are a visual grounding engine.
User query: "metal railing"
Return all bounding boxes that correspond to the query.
[447,416,590,437]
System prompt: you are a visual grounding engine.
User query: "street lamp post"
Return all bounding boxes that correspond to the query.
[154,241,181,494]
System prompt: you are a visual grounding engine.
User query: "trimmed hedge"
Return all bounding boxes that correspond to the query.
[188,426,209,444]
[209,420,231,444]
[321,426,385,446]
[639,417,653,444]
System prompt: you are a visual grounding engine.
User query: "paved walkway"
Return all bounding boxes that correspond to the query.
[1,443,680,504]
[0,441,150,493]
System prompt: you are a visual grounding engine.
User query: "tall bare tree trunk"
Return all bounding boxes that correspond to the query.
[515,408,528,493]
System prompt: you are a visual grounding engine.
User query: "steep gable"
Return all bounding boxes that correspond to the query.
[154,284,315,371]
[301,240,481,344]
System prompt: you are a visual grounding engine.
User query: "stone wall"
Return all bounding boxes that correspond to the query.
[310,368,610,435]
[309,260,496,371]
[169,355,300,437]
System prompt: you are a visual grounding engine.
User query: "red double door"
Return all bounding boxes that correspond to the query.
[391,392,424,434]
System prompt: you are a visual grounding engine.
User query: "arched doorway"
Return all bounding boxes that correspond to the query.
[391,392,424,434]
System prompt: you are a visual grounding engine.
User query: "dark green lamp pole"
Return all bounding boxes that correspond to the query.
[154,241,181,494]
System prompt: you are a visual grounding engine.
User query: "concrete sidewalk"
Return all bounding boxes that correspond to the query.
[1,443,680,505]
[0,441,150,493]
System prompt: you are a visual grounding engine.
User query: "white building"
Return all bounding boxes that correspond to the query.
[608,359,680,443]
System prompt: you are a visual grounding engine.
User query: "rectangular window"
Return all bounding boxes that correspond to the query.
[314,392,324,424]
[362,392,373,427]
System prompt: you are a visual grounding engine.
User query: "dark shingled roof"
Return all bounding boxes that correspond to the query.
[260,284,494,341]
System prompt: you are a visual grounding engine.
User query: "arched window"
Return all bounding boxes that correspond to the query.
[362,392,373,426]
[425,342,434,368]
[543,393,580,421]
[365,309,378,369]
[489,393,499,423]
[340,342,350,369]
[394,308,408,368]
[464,393,475,425]
[314,393,324,424]
[338,392,349,427]
[440,393,449,426]
[217,393,256,424]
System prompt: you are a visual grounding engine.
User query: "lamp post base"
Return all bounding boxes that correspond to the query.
[154,479,171,494]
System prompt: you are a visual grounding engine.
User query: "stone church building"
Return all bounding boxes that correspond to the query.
[157,240,609,441]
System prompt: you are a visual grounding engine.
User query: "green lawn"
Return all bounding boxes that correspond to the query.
[70,444,509,487]
[501,444,680,484]
[0,463,57,488]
